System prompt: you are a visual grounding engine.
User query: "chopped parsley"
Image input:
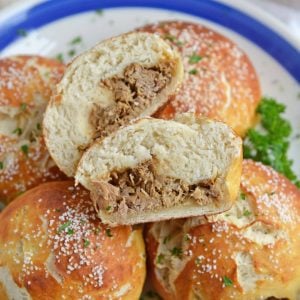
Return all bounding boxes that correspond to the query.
[170,247,182,258]
[36,123,41,130]
[188,53,202,64]
[66,228,74,235]
[244,97,300,188]
[184,234,192,241]
[195,257,201,266]
[105,205,112,211]
[17,29,27,37]
[164,34,176,42]
[20,103,27,111]
[57,220,72,233]
[20,145,29,156]
[240,193,246,200]
[55,208,61,212]
[156,253,164,264]
[243,209,251,217]
[188,69,198,75]
[55,53,64,63]
[68,49,76,57]
[223,276,233,287]
[83,238,90,248]
[105,228,113,237]
[0,162,3,170]
[95,9,104,15]
[13,128,22,136]
[163,235,171,244]
[94,227,101,235]
[70,36,82,45]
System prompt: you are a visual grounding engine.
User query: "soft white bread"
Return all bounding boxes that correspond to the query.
[76,113,242,226]
[44,32,183,177]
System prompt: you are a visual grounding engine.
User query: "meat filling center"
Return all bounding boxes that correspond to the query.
[91,62,173,139]
[92,160,221,216]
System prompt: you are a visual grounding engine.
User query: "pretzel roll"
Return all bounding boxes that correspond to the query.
[138,21,261,136]
[146,160,300,300]
[0,56,66,206]
[0,181,146,299]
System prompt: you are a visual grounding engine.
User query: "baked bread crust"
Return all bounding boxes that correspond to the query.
[0,56,66,206]
[146,160,300,300]
[138,21,261,136]
[0,181,146,299]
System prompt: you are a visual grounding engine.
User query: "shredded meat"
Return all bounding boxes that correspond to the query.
[91,161,221,218]
[91,62,173,139]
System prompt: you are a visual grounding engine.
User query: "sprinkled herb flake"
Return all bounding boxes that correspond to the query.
[94,227,101,235]
[188,53,202,64]
[170,247,182,258]
[240,193,246,200]
[17,29,28,37]
[83,238,90,248]
[13,127,22,136]
[57,220,72,233]
[184,234,192,241]
[55,208,61,212]
[164,34,176,42]
[21,145,29,156]
[0,162,3,170]
[105,205,112,211]
[95,9,104,15]
[20,103,27,111]
[189,69,198,75]
[68,49,76,57]
[105,228,113,237]
[195,257,201,266]
[55,53,64,63]
[36,123,41,130]
[156,253,164,264]
[243,209,251,217]
[66,228,74,235]
[163,235,171,244]
[223,276,233,287]
[70,36,82,45]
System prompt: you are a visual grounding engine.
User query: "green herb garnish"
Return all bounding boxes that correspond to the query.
[243,209,251,217]
[164,34,176,42]
[188,53,202,64]
[94,227,100,235]
[223,276,233,287]
[163,235,171,244]
[17,29,27,37]
[188,69,198,75]
[156,253,164,264]
[66,228,74,235]
[240,193,246,200]
[55,53,64,63]
[105,228,113,237]
[55,208,61,212]
[36,123,41,130]
[20,145,29,156]
[0,162,3,170]
[70,36,82,45]
[83,238,90,248]
[105,205,111,211]
[95,9,104,15]
[58,220,71,233]
[13,128,22,136]
[244,97,300,188]
[20,103,27,111]
[170,247,182,258]
[68,49,76,57]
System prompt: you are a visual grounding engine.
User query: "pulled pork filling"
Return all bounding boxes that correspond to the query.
[92,160,221,217]
[91,62,173,139]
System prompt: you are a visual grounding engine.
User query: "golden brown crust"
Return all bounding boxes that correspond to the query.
[138,21,261,136]
[0,56,67,206]
[0,181,146,299]
[146,160,300,300]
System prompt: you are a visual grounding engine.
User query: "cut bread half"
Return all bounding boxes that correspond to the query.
[75,113,243,226]
[44,32,183,176]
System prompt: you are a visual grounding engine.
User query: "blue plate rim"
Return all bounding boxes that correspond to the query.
[0,0,299,82]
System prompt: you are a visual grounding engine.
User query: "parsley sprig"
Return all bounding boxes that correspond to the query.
[244,97,300,188]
